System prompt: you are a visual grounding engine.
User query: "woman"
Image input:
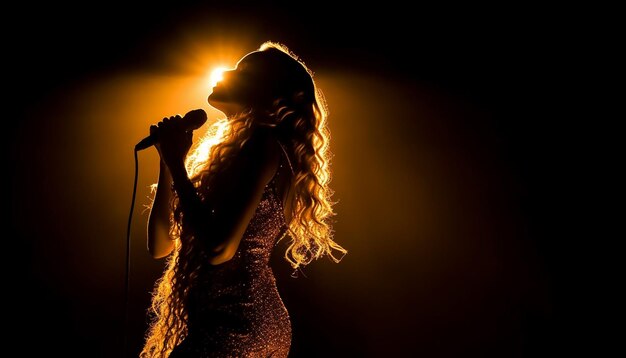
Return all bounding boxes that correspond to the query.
[140,42,347,357]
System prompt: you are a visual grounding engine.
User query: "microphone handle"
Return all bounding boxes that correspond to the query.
[135,135,155,151]
[135,109,207,151]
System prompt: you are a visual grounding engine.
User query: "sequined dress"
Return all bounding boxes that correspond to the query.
[169,141,294,358]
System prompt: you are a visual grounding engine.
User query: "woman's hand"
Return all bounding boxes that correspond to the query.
[150,115,193,171]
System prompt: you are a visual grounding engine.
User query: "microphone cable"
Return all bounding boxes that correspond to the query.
[124,148,139,356]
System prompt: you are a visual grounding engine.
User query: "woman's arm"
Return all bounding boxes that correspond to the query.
[169,128,281,265]
[147,160,176,259]
[146,115,193,259]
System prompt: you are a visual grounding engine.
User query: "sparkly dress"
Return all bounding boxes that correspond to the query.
[169,141,294,358]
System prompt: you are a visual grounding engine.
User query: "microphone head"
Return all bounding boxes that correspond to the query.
[183,109,208,130]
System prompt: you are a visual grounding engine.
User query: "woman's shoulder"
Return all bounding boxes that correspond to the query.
[245,126,280,151]
[239,127,281,166]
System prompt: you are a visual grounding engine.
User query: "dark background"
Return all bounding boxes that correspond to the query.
[9,2,603,357]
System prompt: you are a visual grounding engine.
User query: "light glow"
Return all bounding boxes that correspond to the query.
[209,66,228,88]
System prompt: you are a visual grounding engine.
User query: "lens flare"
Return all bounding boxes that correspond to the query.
[209,67,228,87]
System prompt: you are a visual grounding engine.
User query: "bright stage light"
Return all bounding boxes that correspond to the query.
[209,67,228,87]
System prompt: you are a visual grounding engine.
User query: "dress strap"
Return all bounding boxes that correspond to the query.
[276,140,295,175]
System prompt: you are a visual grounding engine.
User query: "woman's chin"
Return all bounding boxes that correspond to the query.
[208,97,245,117]
[208,93,228,108]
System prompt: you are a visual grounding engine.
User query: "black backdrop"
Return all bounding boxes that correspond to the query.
[8,2,599,357]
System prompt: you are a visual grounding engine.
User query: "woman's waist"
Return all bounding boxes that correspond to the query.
[192,269,277,299]
[187,283,288,326]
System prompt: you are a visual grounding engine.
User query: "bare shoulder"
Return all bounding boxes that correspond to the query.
[241,127,281,165]
[225,127,281,187]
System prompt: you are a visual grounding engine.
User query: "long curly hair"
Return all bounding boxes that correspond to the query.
[140,42,347,357]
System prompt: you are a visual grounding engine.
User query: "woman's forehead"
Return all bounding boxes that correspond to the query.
[237,51,265,67]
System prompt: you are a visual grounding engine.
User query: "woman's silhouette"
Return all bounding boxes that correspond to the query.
[140,42,347,357]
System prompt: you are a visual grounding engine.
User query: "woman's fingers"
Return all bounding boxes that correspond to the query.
[157,115,184,129]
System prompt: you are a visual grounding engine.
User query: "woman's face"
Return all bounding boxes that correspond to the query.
[208,51,274,116]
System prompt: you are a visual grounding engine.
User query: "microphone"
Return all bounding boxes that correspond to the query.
[135,109,207,151]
